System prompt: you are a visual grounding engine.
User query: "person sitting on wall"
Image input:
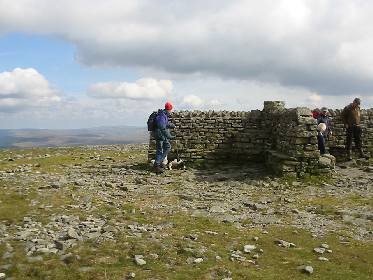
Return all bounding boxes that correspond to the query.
[317,107,332,141]
[153,102,175,174]
[317,123,327,155]
[341,97,368,160]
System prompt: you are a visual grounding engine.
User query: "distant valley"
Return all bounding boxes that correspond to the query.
[0,126,148,148]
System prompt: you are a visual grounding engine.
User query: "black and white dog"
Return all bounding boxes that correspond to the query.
[151,155,186,170]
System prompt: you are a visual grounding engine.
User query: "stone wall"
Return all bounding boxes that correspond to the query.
[148,102,372,176]
[148,110,264,162]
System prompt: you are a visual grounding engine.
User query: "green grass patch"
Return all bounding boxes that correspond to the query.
[2,208,373,279]
[0,182,36,223]
[308,195,373,214]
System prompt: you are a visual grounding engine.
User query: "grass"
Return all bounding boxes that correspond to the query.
[2,210,373,279]
[0,145,372,279]
[0,147,146,174]
[0,181,36,223]
[308,194,373,211]
[279,174,335,188]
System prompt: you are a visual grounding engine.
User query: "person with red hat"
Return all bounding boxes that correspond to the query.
[153,102,175,174]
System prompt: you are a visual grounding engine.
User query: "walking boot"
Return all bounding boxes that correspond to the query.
[347,149,352,160]
[155,165,164,175]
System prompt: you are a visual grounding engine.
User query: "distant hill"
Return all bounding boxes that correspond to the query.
[0,126,148,148]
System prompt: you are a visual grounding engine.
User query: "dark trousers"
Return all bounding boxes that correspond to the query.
[317,133,326,154]
[346,126,362,150]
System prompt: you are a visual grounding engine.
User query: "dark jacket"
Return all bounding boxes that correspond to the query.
[154,109,175,141]
[341,104,361,127]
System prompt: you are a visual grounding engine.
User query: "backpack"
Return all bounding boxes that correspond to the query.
[147,110,159,131]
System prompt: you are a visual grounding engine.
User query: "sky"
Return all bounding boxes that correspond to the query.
[0,0,373,129]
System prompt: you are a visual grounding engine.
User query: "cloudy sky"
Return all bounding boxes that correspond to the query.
[0,0,372,129]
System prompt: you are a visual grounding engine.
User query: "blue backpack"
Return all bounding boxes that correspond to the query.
[147,110,160,131]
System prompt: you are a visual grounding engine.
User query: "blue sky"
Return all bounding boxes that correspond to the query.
[0,0,372,129]
[0,33,139,97]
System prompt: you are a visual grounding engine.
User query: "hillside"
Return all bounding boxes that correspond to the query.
[0,144,372,279]
[0,127,148,148]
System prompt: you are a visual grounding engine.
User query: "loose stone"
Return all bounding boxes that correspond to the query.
[194,258,204,264]
[304,266,314,274]
[243,244,256,253]
[314,247,326,254]
[27,256,43,263]
[134,255,146,266]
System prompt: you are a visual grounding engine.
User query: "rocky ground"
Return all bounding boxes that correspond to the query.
[0,144,372,280]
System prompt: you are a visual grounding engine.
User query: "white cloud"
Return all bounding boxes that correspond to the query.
[1,75,371,129]
[1,1,373,95]
[87,78,173,100]
[0,68,61,112]
[306,93,322,106]
[209,99,221,107]
[181,94,204,109]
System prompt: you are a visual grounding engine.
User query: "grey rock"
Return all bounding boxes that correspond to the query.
[304,266,314,274]
[194,258,204,263]
[275,239,296,248]
[60,253,74,264]
[243,201,268,211]
[37,248,51,254]
[243,244,256,253]
[230,250,246,262]
[0,264,12,271]
[54,240,69,251]
[78,267,93,272]
[314,247,326,254]
[85,232,101,239]
[0,273,5,279]
[134,255,146,266]
[67,228,80,239]
[221,214,237,223]
[17,230,33,240]
[27,256,43,263]
[209,205,226,213]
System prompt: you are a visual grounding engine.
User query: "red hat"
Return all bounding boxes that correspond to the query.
[165,102,173,111]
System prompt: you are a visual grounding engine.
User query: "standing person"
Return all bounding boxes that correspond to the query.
[317,123,327,155]
[154,102,175,174]
[317,107,332,140]
[341,98,366,160]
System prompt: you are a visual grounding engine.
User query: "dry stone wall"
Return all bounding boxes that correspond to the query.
[148,101,372,177]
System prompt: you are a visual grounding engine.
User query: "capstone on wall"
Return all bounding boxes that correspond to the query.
[148,101,372,176]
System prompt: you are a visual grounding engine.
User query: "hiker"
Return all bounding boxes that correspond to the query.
[341,98,366,160]
[317,123,327,155]
[317,107,332,140]
[312,108,320,119]
[153,102,175,174]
